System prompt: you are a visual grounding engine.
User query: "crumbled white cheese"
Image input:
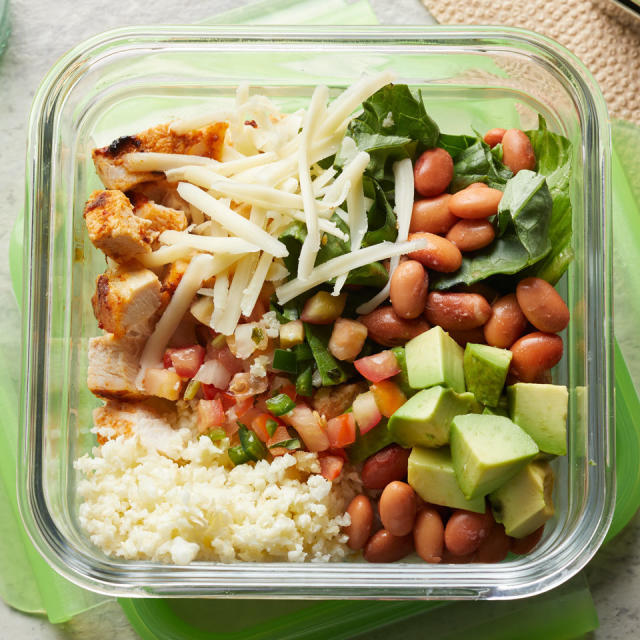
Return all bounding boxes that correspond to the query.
[382,111,395,128]
[250,355,271,378]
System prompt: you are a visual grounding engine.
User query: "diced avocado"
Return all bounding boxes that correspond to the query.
[391,346,415,398]
[507,383,568,456]
[464,343,512,407]
[406,326,465,392]
[389,386,481,447]
[408,446,486,513]
[483,395,509,417]
[347,420,394,463]
[489,460,555,538]
[450,414,539,500]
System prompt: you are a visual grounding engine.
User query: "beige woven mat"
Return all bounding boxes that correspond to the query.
[423,0,640,123]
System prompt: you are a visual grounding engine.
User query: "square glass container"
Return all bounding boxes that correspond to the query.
[18,26,613,599]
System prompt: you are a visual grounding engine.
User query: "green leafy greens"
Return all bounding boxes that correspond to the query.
[335,83,439,184]
[433,117,572,290]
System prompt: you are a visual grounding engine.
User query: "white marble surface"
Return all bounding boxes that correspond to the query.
[0,0,638,638]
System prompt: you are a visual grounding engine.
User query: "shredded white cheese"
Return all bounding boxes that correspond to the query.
[137,254,217,387]
[333,159,369,296]
[215,255,255,335]
[136,244,196,268]
[276,237,428,304]
[317,71,395,139]
[176,182,288,258]
[158,230,259,255]
[356,158,415,314]
[297,85,329,280]
[211,269,230,330]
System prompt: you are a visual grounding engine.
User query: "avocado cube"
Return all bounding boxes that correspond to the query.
[347,420,394,464]
[450,414,539,500]
[489,461,555,538]
[507,383,568,456]
[408,446,485,513]
[464,343,512,407]
[405,326,465,392]
[389,386,481,447]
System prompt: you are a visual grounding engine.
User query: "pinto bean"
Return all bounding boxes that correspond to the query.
[364,529,414,563]
[448,186,503,219]
[379,481,418,537]
[516,277,570,333]
[361,445,411,490]
[407,232,462,273]
[390,260,429,319]
[510,526,545,555]
[483,293,528,348]
[473,522,511,563]
[510,332,563,382]
[413,148,454,197]
[446,219,495,252]
[358,306,430,347]
[410,194,458,234]
[502,129,536,174]
[483,128,507,148]
[444,509,493,556]
[345,495,374,550]
[425,292,492,331]
[413,507,444,563]
[448,327,487,347]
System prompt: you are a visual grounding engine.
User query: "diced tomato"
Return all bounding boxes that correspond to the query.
[319,454,344,481]
[251,412,279,442]
[235,396,254,418]
[282,383,297,403]
[326,447,348,461]
[352,391,383,435]
[165,345,205,378]
[282,403,330,452]
[354,350,401,383]
[327,413,357,448]
[370,380,407,417]
[201,384,222,400]
[197,398,225,432]
[268,425,295,456]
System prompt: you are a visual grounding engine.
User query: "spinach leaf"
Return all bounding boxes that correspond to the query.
[335,84,439,180]
[277,213,388,288]
[432,170,552,289]
[448,138,512,192]
[437,132,478,158]
[497,170,552,262]
[362,176,398,247]
[304,323,349,386]
[525,116,573,283]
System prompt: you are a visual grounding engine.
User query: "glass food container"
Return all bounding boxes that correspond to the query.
[18,26,613,599]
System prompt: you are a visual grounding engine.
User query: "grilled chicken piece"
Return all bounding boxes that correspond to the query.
[159,259,189,309]
[129,192,188,234]
[87,334,147,400]
[93,401,186,458]
[92,121,228,191]
[312,382,368,421]
[92,264,162,338]
[84,190,158,262]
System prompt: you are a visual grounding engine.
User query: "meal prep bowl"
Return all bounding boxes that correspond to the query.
[18,25,613,599]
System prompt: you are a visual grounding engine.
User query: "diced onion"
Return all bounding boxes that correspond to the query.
[194,359,232,388]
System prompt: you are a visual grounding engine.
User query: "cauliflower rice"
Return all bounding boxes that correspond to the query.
[75,422,360,564]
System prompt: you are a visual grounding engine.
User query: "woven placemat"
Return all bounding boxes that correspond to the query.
[424,0,640,123]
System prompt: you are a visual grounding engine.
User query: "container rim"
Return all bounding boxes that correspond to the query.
[18,24,614,600]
